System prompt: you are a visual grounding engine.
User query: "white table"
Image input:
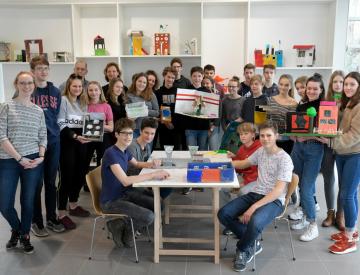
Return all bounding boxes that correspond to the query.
[133,151,239,264]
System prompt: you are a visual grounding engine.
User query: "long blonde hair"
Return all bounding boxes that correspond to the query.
[108,78,126,106]
[81,81,107,107]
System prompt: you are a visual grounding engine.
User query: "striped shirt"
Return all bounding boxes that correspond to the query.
[0,100,47,159]
[266,97,297,134]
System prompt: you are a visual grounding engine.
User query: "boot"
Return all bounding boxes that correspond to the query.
[335,210,345,231]
[322,209,335,227]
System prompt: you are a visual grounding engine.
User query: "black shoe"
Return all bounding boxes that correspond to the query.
[107,218,125,248]
[122,221,135,248]
[20,234,34,254]
[6,230,19,250]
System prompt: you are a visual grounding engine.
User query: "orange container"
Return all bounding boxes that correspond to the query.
[201,168,221,182]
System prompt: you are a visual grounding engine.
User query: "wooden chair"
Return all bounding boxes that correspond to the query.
[252,173,299,271]
[86,166,142,263]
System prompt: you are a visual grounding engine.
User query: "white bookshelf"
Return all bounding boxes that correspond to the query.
[0,0,349,102]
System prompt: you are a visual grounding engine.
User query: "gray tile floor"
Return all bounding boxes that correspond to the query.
[0,175,359,275]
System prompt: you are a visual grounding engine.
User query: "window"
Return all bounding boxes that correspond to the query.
[345,0,360,71]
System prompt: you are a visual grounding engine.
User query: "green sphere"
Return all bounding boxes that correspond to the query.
[306,107,317,117]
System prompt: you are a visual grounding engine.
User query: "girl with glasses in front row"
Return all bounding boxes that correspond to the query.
[0,71,47,254]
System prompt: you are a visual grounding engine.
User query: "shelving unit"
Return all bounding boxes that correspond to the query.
[0,0,349,102]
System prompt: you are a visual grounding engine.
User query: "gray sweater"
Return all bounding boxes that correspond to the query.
[0,100,47,159]
[127,139,151,176]
[127,92,159,130]
[221,96,245,131]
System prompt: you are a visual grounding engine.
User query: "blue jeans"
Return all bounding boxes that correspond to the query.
[33,141,60,225]
[291,142,324,222]
[185,130,208,150]
[336,153,360,230]
[208,126,223,151]
[0,153,43,235]
[218,192,283,252]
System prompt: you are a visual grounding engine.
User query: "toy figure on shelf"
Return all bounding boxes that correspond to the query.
[184,38,198,55]
[254,41,283,68]
[94,35,106,56]
[293,45,315,67]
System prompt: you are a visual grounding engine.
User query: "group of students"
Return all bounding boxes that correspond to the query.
[0,54,359,271]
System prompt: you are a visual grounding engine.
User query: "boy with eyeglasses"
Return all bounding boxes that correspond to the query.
[100,118,169,247]
[29,56,65,237]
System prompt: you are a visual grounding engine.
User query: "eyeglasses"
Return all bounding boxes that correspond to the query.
[119,131,133,136]
[18,81,35,86]
[35,66,49,72]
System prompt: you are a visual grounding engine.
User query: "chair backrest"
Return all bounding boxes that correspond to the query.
[86,166,103,215]
[284,173,299,207]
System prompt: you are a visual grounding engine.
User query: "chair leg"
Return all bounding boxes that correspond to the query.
[252,239,256,272]
[89,216,102,260]
[146,226,151,242]
[129,218,139,263]
[223,235,229,251]
[274,219,277,229]
[286,219,296,261]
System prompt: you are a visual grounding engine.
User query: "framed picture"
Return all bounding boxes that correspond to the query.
[286,112,310,133]
[24,39,43,61]
[82,113,105,142]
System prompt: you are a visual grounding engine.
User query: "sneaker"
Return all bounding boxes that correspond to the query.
[233,249,251,272]
[59,215,76,230]
[20,235,34,254]
[289,206,303,221]
[300,223,319,242]
[315,203,320,212]
[107,218,125,248]
[122,221,135,248]
[223,228,233,236]
[182,187,192,195]
[31,223,49,237]
[69,206,90,217]
[329,240,357,254]
[47,219,65,233]
[6,230,19,249]
[291,216,310,230]
[331,231,359,242]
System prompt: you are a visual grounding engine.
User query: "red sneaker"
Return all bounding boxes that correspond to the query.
[329,240,357,254]
[59,215,76,230]
[330,231,359,242]
[69,206,90,217]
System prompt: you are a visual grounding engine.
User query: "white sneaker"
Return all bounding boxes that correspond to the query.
[291,216,310,230]
[300,223,319,242]
[315,203,320,212]
[289,206,303,221]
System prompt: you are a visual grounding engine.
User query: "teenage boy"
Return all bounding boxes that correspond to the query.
[240,75,267,123]
[218,121,293,272]
[239,63,255,98]
[100,118,169,247]
[262,64,279,97]
[221,78,245,131]
[59,59,89,93]
[29,56,65,236]
[127,118,172,199]
[155,67,181,150]
[170,57,192,89]
[204,64,225,95]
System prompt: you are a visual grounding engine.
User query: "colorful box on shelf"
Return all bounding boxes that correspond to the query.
[187,162,234,183]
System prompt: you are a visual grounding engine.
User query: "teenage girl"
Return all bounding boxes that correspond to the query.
[320,71,345,229]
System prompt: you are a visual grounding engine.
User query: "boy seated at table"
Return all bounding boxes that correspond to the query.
[127,117,172,199]
[218,121,293,272]
[100,118,169,248]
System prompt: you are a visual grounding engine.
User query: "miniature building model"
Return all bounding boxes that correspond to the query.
[94,35,106,56]
[293,45,315,67]
[154,33,170,55]
[317,101,338,135]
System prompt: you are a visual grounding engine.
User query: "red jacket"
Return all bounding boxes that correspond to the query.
[232,139,262,185]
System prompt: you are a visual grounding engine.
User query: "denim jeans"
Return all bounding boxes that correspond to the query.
[33,141,60,225]
[101,188,154,230]
[336,153,360,230]
[320,145,339,211]
[218,192,283,252]
[208,126,223,151]
[0,153,43,235]
[291,142,324,222]
[185,130,208,150]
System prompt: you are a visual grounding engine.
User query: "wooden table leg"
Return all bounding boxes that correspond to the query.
[164,197,170,225]
[213,187,220,264]
[153,187,161,263]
